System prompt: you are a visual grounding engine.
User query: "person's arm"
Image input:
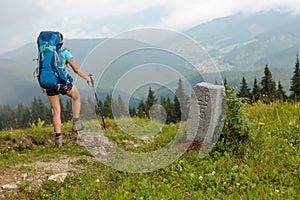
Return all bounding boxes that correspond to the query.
[67,58,93,83]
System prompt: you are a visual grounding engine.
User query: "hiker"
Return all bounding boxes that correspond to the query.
[36,31,93,147]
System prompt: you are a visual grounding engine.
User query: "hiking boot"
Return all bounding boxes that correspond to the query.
[72,120,85,132]
[55,134,64,147]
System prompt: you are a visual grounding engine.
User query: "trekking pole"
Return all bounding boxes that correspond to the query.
[89,74,107,130]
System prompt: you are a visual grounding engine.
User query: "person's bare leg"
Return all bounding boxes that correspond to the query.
[66,85,80,118]
[48,95,61,133]
[66,85,84,131]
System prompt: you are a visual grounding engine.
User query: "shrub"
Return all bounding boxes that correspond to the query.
[215,86,252,153]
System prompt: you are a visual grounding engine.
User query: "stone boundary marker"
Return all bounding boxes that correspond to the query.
[186,82,226,157]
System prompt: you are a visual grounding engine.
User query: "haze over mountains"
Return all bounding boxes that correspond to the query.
[0,11,299,106]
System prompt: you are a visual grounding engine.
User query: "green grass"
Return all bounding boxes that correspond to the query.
[0,102,299,199]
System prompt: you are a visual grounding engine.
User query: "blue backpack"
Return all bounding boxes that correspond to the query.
[36,31,68,90]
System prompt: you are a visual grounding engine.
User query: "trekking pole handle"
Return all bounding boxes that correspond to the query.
[88,74,94,87]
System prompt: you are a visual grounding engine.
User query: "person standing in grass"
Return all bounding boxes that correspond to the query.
[37,31,93,147]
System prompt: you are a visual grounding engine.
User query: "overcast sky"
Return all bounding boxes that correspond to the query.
[1,0,300,54]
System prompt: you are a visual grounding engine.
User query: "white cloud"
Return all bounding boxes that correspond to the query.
[1,0,300,53]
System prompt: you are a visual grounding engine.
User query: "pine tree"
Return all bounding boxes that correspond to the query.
[224,77,229,90]
[290,54,300,101]
[38,97,50,123]
[63,99,73,122]
[16,103,30,128]
[252,76,261,102]
[276,81,287,102]
[173,96,181,122]
[145,87,157,118]
[129,106,137,117]
[237,76,251,98]
[159,96,167,123]
[30,97,40,124]
[137,100,146,118]
[174,78,189,121]
[103,94,113,118]
[261,65,276,103]
[166,96,176,124]
[113,95,127,118]
[0,104,16,129]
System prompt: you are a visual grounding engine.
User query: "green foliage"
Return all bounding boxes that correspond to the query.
[30,118,45,129]
[251,76,261,102]
[216,86,252,153]
[174,78,189,121]
[276,81,288,102]
[261,65,276,103]
[290,54,300,101]
[145,87,157,117]
[1,102,300,199]
[237,76,251,99]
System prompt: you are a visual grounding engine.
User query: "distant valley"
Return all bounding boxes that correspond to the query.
[0,11,299,106]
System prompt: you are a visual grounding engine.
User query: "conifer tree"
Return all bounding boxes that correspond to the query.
[0,104,15,129]
[113,95,127,118]
[15,103,28,128]
[159,96,167,123]
[30,97,39,124]
[174,78,189,121]
[290,54,300,101]
[145,87,157,117]
[137,100,146,118]
[31,97,49,124]
[237,76,251,98]
[261,65,276,102]
[252,76,261,102]
[38,97,50,123]
[103,94,113,118]
[223,77,229,90]
[63,99,73,122]
[166,96,176,124]
[173,96,181,122]
[276,81,287,102]
[129,106,137,117]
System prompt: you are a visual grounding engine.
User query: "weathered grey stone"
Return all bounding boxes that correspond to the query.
[1,183,19,189]
[48,173,68,183]
[186,82,226,155]
[77,132,115,160]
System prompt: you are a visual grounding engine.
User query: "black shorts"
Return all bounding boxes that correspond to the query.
[46,83,73,96]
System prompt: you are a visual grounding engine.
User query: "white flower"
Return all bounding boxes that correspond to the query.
[211,171,216,175]
[199,176,203,181]
[236,183,240,187]
[275,189,280,193]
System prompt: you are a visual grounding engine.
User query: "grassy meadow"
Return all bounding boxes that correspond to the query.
[0,102,299,199]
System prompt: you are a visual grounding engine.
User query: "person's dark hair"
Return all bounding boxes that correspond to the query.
[58,32,63,42]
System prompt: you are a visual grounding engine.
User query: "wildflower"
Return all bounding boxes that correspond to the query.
[258,122,265,126]
[211,171,216,175]
[199,176,203,181]
[236,183,240,187]
[275,189,280,193]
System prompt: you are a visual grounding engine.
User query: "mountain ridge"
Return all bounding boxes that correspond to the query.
[0,11,299,106]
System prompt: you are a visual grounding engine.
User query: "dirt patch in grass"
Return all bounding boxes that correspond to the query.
[0,154,95,197]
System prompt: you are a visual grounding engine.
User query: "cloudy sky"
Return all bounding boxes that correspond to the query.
[1,0,300,54]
